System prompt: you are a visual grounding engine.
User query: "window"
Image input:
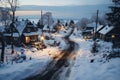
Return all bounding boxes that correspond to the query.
[25,36,30,43]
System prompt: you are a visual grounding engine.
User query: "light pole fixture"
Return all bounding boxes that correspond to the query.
[40,34,45,50]
[112,34,115,39]
[111,34,115,52]
[40,35,44,41]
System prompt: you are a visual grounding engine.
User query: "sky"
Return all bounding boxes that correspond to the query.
[20,0,112,6]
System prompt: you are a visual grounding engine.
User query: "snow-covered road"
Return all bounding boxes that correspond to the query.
[24,35,79,80]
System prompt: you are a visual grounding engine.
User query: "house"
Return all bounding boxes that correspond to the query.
[54,21,65,32]
[99,25,120,41]
[4,22,20,46]
[42,25,55,33]
[21,21,40,46]
[82,22,101,39]
[82,22,96,39]
[4,20,40,46]
[99,25,120,47]
[94,25,105,38]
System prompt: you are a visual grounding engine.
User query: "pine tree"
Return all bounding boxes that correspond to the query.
[106,0,120,28]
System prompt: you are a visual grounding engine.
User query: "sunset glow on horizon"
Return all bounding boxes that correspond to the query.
[20,0,111,6]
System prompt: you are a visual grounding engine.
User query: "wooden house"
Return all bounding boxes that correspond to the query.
[4,22,21,46]
[43,25,56,33]
[82,22,101,39]
[98,25,120,42]
[82,22,96,39]
[4,20,40,46]
[95,25,105,38]
[21,21,40,46]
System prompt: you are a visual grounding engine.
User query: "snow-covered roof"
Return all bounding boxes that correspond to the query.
[87,22,100,28]
[97,25,104,31]
[4,33,19,37]
[16,21,27,35]
[15,20,37,35]
[4,33,11,36]
[43,25,54,31]
[99,25,114,35]
[32,22,37,27]
[23,31,40,36]
[83,30,92,32]
[13,33,20,37]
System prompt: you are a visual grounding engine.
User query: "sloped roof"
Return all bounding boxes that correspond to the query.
[99,25,114,35]
[87,22,100,28]
[23,31,40,36]
[43,25,54,31]
[16,21,27,35]
[97,25,104,31]
[4,33,19,37]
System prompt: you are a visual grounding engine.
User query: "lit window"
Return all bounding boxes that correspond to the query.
[25,36,30,43]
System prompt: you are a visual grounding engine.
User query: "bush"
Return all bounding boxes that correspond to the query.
[91,41,98,53]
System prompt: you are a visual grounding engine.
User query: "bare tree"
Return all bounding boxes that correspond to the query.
[5,0,19,54]
[76,18,90,30]
[6,0,19,22]
[0,8,11,27]
[99,14,108,25]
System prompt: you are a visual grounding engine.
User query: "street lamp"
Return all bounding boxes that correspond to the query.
[40,35,44,41]
[112,34,115,39]
[40,35,45,50]
[111,34,115,43]
[111,34,115,52]
[111,34,115,44]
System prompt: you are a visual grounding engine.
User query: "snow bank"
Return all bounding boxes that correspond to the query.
[69,35,120,80]
[0,46,61,80]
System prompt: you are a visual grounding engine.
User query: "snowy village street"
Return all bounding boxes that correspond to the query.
[25,38,78,80]
[0,0,120,80]
[0,28,120,80]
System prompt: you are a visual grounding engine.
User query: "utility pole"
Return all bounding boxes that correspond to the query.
[41,10,43,34]
[94,10,99,41]
[41,10,43,26]
[48,15,50,33]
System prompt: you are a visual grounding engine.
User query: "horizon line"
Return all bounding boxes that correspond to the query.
[20,3,111,7]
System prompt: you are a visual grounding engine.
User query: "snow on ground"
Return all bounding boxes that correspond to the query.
[69,34,120,80]
[0,24,120,80]
[0,46,62,80]
[0,26,71,80]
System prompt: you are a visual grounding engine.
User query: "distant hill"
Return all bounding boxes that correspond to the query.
[17,4,110,19]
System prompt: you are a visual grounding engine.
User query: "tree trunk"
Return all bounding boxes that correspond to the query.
[12,11,15,23]
[11,23,14,54]
[11,11,15,54]
[0,33,5,62]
